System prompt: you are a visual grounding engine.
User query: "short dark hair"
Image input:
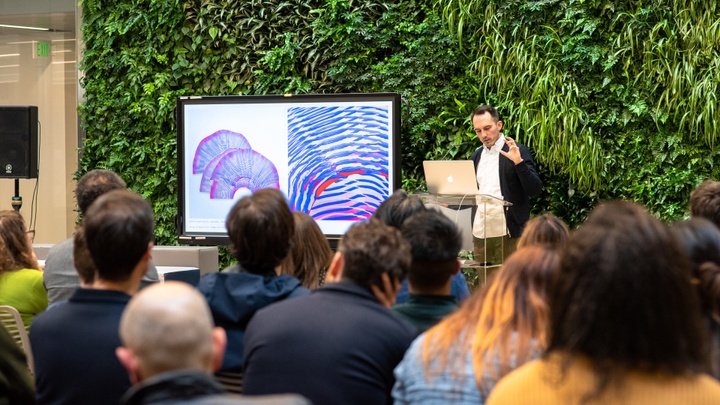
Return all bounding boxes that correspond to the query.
[338,219,411,290]
[225,188,294,275]
[548,201,707,399]
[83,190,154,282]
[75,169,127,215]
[400,209,462,291]
[690,180,720,228]
[472,105,500,122]
[373,189,426,229]
[72,226,96,284]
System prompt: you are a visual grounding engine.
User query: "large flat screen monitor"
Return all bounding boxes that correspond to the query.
[176,93,401,245]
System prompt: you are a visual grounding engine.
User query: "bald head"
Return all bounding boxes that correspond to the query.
[118,282,225,381]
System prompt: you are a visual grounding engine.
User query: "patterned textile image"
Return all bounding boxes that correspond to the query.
[288,106,390,220]
[192,129,279,199]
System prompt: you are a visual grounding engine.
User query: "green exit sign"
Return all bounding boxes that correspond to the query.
[36,42,50,58]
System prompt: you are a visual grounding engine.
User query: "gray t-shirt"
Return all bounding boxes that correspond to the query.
[43,237,159,305]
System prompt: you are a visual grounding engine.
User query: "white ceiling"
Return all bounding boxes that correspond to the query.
[0,0,76,33]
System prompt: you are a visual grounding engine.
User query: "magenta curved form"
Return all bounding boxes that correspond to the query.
[209,149,280,199]
[192,130,251,174]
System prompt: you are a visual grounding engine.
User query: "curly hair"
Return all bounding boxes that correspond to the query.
[548,201,707,401]
[75,169,126,216]
[0,210,39,273]
[690,180,720,228]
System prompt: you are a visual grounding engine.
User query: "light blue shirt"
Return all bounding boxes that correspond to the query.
[393,331,540,404]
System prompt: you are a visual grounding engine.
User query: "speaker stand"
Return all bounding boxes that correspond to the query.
[11,179,22,212]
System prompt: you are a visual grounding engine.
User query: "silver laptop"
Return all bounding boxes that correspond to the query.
[423,160,479,195]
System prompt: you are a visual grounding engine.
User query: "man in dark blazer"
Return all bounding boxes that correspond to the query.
[470,105,542,264]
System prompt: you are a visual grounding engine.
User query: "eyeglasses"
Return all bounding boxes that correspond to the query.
[26,229,35,242]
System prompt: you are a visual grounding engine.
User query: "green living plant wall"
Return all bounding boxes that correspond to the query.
[78,0,483,247]
[437,0,720,222]
[78,0,720,254]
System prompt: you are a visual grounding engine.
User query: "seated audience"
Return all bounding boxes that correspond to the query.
[516,214,569,250]
[374,189,471,304]
[43,169,158,305]
[31,190,155,405]
[116,281,311,405]
[393,246,559,404]
[392,209,463,332]
[672,217,720,379]
[196,188,309,378]
[0,324,35,404]
[487,201,720,405]
[243,219,417,405]
[691,179,720,227]
[0,210,47,330]
[279,211,333,289]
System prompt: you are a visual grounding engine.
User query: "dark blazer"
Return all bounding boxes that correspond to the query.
[242,282,418,405]
[471,141,542,237]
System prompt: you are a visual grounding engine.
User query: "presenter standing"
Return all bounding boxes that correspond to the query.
[470,105,542,264]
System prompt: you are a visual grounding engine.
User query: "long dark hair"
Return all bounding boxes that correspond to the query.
[548,201,708,401]
[279,212,333,289]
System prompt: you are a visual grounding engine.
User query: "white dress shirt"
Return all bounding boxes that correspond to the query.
[473,135,507,238]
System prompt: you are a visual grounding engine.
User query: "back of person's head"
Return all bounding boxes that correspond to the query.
[83,189,154,282]
[279,211,332,289]
[549,201,707,396]
[516,214,570,250]
[75,169,127,216]
[72,226,96,285]
[400,209,462,292]
[373,189,426,229]
[671,218,720,330]
[690,179,720,228]
[337,219,411,290]
[117,281,225,381]
[424,246,558,393]
[225,188,294,275]
[0,210,38,273]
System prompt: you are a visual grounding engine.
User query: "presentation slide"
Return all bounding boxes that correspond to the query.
[177,94,400,243]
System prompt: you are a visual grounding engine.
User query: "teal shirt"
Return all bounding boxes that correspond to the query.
[392,294,458,333]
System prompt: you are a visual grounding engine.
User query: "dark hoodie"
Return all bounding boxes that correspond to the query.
[197,265,309,372]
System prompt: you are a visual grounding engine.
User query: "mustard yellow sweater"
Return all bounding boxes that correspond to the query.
[487,353,720,405]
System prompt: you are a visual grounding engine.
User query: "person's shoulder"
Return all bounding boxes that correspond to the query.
[30,301,69,334]
[486,359,546,405]
[44,237,74,272]
[687,373,720,399]
[14,268,43,279]
[182,393,312,405]
[45,237,74,260]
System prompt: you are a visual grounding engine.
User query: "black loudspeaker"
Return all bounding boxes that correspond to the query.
[0,106,38,179]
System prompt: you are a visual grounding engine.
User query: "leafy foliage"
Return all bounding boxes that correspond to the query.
[78,0,720,254]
